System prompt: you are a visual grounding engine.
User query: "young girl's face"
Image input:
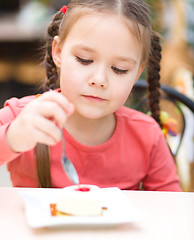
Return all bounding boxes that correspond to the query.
[53,13,144,119]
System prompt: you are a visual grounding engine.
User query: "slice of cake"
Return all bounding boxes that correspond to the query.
[56,185,102,216]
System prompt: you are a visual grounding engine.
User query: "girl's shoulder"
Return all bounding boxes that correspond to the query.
[4,95,36,108]
[0,95,36,125]
[3,95,36,117]
[116,106,157,125]
[1,90,60,121]
[115,106,163,143]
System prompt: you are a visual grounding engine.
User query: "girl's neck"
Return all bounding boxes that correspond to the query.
[64,112,117,146]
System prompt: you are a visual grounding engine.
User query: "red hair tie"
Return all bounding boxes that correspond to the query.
[60,5,68,14]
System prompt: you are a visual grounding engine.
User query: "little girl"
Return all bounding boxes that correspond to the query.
[0,0,181,191]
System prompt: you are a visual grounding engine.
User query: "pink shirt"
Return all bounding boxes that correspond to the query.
[0,95,181,191]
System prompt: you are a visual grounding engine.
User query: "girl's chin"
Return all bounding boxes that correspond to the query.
[74,108,110,120]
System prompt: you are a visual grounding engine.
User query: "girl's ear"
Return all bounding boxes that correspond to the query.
[52,36,62,68]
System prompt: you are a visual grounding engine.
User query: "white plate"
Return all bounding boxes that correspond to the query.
[19,187,141,228]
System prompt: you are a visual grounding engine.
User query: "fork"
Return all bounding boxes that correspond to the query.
[61,130,79,185]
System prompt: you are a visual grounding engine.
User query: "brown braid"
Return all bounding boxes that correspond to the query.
[35,144,51,188]
[36,11,64,188]
[147,31,162,127]
[43,11,64,91]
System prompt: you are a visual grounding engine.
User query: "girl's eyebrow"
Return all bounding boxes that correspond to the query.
[73,44,96,53]
[115,56,137,65]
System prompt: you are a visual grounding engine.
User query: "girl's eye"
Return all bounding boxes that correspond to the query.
[112,66,128,74]
[76,56,93,65]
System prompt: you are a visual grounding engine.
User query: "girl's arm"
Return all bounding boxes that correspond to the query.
[0,91,74,163]
[0,100,23,165]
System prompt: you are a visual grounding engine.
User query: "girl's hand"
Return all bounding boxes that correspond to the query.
[6,91,74,153]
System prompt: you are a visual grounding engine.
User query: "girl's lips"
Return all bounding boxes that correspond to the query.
[82,95,106,102]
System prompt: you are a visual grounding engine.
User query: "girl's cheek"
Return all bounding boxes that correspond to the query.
[114,82,134,105]
[61,60,82,84]
[60,71,80,98]
[65,72,81,88]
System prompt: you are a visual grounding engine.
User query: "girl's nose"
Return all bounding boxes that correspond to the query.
[88,66,107,88]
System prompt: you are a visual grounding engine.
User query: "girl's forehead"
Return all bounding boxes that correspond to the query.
[63,12,141,44]
[80,12,132,28]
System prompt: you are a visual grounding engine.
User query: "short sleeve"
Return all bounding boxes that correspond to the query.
[142,126,181,191]
[0,97,33,165]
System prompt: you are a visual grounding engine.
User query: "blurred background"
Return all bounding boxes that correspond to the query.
[0,0,193,190]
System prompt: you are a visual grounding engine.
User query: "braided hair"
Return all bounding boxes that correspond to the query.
[36,0,162,187]
[36,11,64,188]
[43,11,64,91]
[147,31,162,127]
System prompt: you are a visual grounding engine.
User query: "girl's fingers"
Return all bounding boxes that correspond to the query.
[6,115,62,153]
[34,101,68,129]
[33,116,62,144]
[32,127,59,146]
[38,91,74,116]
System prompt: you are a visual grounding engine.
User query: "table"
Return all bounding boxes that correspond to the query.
[0,187,193,240]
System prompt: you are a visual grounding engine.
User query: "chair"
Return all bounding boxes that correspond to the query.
[127,80,194,191]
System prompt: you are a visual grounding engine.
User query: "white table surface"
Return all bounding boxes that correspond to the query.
[0,187,193,240]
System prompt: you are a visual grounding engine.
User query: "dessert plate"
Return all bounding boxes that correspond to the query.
[19,187,141,228]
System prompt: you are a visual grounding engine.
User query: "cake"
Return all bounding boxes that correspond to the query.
[56,185,102,216]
